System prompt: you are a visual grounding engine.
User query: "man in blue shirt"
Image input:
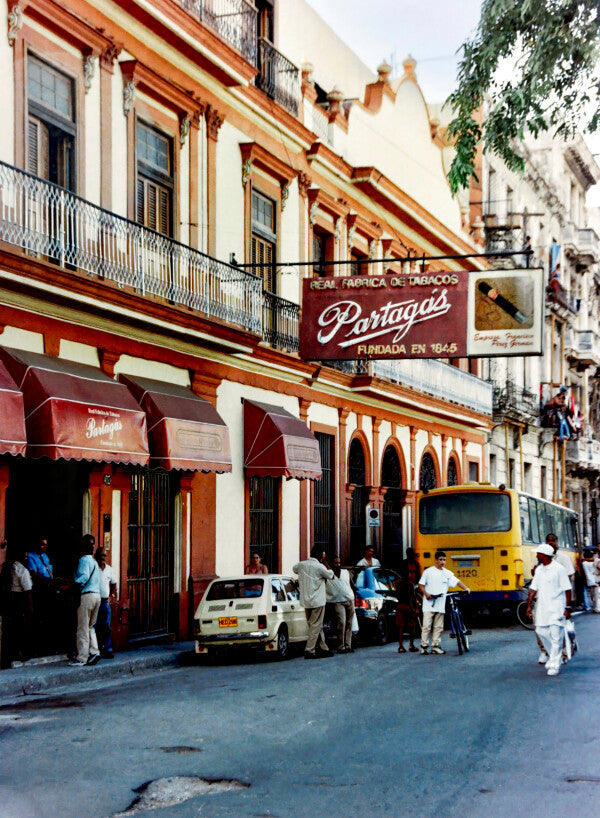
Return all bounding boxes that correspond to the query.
[27,538,53,580]
[69,534,101,667]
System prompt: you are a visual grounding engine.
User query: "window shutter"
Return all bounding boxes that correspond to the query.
[147,182,157,231]
[27,117,49,179]
[158,188,169,236]
[136,179,145,225]
[263,239,273,292]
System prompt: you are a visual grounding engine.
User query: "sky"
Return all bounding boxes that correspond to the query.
[304,0,483,104]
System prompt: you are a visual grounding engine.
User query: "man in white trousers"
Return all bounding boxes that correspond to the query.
[526,543,572,677]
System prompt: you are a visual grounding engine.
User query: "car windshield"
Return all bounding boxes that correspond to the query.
[372,569,402,592]
[419,492,511,534]
[206,579,264,600]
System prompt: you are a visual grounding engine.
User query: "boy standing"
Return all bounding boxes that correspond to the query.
[581,549,600,613]
[418,550,470,655]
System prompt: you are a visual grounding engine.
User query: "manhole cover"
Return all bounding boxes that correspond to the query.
[113,775,250,815]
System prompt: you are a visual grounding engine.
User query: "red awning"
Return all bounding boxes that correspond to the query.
[243,399,322,481]
[120,374,232,472]
[0,348,149,465]
[0,359,27,457]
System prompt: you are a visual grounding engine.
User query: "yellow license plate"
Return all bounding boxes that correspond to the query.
[218,616,238,628]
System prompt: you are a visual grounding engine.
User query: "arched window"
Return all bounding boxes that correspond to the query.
[348,438,367,563]
[381,445,402,568]
[447,457,458,486]
[419,452,437,492]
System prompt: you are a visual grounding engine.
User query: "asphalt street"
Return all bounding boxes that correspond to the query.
[1,616,600,818]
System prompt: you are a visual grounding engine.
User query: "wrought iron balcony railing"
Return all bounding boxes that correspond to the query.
[256,37,300,116]
[492,378,539,423]
[326,358,492,416]
[180,0,258,65]
[0,161,262,335]
[262,290,299,353]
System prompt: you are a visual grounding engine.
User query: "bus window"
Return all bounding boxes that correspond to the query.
[519,495,532,542]
[549,506,564,545]
[536,499,550,541]
[419,492,511,534]
[528,498,540,542]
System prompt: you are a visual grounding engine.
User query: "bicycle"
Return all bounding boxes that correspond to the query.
[446,592,472,655]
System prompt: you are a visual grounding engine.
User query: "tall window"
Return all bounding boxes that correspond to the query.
[248,476,279,573]
[447,457,458,486]
[349,438,367,562]
[312,231,329,278]
[136,122,173,236]
[350,251,367,276]
[314,432,335,555]
[381,446,402,568]
[419,452,437,492]
[27,56,75,190]
[251,190,276,292]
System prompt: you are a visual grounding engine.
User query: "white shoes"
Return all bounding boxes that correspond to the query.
[538,651,549,665]
[547,668,559,676]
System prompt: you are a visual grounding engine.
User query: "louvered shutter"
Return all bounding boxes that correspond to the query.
[136,179,145,224]
[263,239,273,292]
[158,188,169,235]
[27,117,49,179]
[147,182,157,231]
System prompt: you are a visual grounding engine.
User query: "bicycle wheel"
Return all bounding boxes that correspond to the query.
[516,600,535,630]
[458,619,469,652]
[451,610,463,655]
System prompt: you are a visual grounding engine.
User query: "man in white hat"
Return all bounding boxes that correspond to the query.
[526,543,572,676]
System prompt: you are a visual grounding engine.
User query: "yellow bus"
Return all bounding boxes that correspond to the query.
[414,483,579,608]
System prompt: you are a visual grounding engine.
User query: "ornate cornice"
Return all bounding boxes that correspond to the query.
[206,106,224,141]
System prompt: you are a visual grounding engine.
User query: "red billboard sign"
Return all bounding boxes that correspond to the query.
[300,273,468,360]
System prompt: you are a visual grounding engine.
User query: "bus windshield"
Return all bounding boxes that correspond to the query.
[419,492,511,534]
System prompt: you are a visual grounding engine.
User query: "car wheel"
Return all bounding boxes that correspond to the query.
[375,614,388,645]
[275,626,289,660]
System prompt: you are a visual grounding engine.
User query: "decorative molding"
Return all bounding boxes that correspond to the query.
[281,181,290,210]
[347,225,357,250]
[179,114,191,146]
[309,200,319,227]
[297,171,311,198]
[122,80,136,116]
[239,142,295,185]
[83,54,97,94]
[334,217,343,244]
[7,3,23,47]
[369,239,378,259]
[101,42,121,68]
[206,106,224,141]
[241,158,253,186]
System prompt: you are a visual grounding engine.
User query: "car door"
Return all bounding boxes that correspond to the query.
[281,576,308,640]
[269,578,288,637]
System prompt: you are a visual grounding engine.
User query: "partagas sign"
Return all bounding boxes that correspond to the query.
[299,268,544,360]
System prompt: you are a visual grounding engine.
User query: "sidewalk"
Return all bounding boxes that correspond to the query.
[0,641,195,700]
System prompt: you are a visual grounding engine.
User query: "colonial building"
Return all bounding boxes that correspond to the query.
[0,0,492,658]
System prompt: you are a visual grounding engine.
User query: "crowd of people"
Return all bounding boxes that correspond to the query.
[0,535,117,669]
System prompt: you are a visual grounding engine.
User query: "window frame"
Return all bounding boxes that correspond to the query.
[135,119,174,237]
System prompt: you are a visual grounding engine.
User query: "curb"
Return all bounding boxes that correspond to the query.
[0,643,195,700]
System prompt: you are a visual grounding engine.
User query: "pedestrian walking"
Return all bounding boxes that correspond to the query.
[95,546,117,658]
[418,550,470,655]
[326,556,355,653]
[70,535,101,668]
[581,549,600,613]
[293,546,334,659]
[526,543,572,677]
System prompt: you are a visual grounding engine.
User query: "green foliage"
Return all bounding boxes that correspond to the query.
[447,0,600,194]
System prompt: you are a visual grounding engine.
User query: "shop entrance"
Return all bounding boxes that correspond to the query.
[127,469,177,639]
[5,458,91,576]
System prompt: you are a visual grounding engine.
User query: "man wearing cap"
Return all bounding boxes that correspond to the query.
[526,543,572,677]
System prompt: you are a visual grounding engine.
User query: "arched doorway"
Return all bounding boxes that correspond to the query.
[419,451,437,492]
[381,445,403,568]
[447,457,458,486]
[349,438,368,563]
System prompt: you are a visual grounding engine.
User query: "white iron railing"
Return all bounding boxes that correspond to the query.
[180,0,258,65]
[0,161,262,334]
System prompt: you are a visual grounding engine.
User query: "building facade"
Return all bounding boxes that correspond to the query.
[0,0,492,660]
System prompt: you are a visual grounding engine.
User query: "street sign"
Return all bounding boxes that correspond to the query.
[368,507,380,527]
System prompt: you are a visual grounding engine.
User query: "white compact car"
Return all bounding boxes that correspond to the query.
[194,574,309,659]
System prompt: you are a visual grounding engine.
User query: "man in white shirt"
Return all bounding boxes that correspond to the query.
[94,547,117,659]
[526,543,572,676]
[418,550,470,655]
[293,546,334,659]
[356,546,380,568]
[326,557,355,653]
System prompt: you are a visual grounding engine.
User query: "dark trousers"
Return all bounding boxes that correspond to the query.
[95,598,112,654]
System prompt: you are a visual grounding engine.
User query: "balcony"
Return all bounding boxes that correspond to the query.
[256,38,300,116]
[565,328,600,369]
[563,223,600,267]
[546,280,577,319]
[262,290,299,353]
[0,161,262,336]
[180,0,258,65]
[566,437,600,473]
[492,378,539,424]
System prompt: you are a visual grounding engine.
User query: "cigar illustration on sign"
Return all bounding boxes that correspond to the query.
[477,281,529,324]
